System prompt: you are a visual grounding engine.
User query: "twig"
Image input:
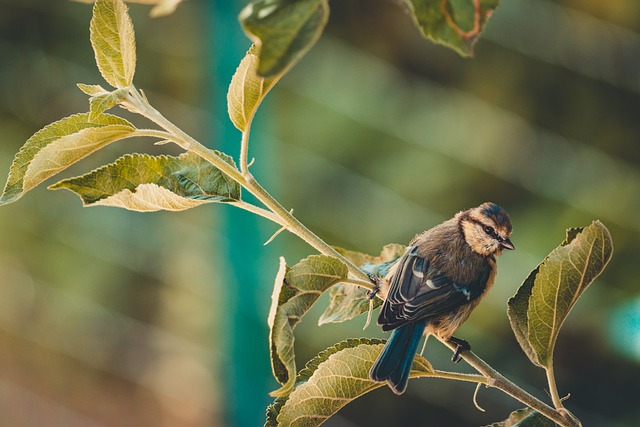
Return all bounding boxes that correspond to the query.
[122,86,372,286]
[436,337,580,427]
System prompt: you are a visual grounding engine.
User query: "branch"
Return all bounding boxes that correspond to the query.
[436,337,581,427]
[240,121,251,175]
[122,86,372,285]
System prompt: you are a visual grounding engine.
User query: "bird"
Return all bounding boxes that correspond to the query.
[369,202,514,395]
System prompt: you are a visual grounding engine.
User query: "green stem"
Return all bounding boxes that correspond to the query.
[421,370,488,385]
[126,87,581,426]
[546,363,564,410]
[546,364,581,426]
[340,277,376,291]
[230,200,286,226]
[437,338,580,427]
[123,87,371,284]
[241,174,372,283]
[239,120,251,175]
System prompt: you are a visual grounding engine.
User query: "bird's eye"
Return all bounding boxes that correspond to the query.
[484,225,495,236]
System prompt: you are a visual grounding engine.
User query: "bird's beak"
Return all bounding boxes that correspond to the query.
[501,239,515,250]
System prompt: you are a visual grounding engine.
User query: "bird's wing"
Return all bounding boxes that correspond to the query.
[378,246,489,331]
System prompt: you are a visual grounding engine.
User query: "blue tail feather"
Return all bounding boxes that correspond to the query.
[370,319,427,394]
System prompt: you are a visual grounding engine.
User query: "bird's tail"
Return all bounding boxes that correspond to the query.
[369,319,427,395]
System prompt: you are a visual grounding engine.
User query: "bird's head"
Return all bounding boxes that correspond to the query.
[458,202,514,257]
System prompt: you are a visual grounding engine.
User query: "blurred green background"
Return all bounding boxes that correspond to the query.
[0,0,639,426]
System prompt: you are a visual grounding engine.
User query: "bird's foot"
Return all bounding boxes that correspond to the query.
[448,337,471,363]
[366,273,382,300]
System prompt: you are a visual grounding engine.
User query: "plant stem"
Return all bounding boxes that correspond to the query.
[546,362,564,410]
[420,370,488,385]
[123,87,372,285]
[230,200,286,226]
[239,121,251,175]
[340,277,376,291]
[437,338,580,427]
[127,87,581,426]
[240,173,372,283]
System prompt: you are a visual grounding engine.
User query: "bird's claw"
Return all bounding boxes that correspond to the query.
[366,273,381,300]
[449,337,471,363]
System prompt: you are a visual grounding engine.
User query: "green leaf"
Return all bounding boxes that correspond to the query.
[507,221,613,369]
[268,255,348,397]
[239,0,329,77]
[266,338,434,427]
[227,45,278,132]
[49,151,241,211]
[483,408,556,427]
[405,0,500,57]
[77,83,108,96]
[148,0,185,17]
[334,244,407,275]
[318,284,376,326]
[73,0,185,17]
[90,88,130,120]
[79,86,130,121]
[318,244,406,325]
[0,113,135,206]
[90,0,136,88]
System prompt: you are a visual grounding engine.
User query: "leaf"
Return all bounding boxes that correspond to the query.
[318,284,377,326]
[507,221,613,369]
[227,45,279,132]
[239,0,329,77]
[90,0,136,88]
[49,151,241,211]
[0,113,135,206]
[334,244,407,275]
[268,255,348,397]
[266,338,434,427]
[88,87,130,120]
[318,244,406,325]
[72,0,185,17]
[77,83,108,96]
[148,0,184,17]
[404,0,500,57]
[483,408,556,427]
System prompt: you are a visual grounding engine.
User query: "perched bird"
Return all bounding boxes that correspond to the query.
[369,202,514,395]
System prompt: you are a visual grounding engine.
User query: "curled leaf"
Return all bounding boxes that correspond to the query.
[405,0,500,56]
[266,338,434,427]
[0,113,135,205]
[508,221,613,369]
[318,244,406,325]
[88,87,130,120]
[269,255,348,397]
[239,0,329,77]
[227,45,278,132]
[49,151,241,211]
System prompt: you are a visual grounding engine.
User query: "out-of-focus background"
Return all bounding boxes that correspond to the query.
[0,0,639,426]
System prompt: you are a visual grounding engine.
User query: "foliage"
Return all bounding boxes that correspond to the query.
[0,1,615,427]
[508,222,613,370]
[268,255,348,397]
[266,338,434,427]
[483,408,556,427]
[50,152,241,211]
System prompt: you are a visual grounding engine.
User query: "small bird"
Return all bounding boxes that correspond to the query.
[369,202,514,395]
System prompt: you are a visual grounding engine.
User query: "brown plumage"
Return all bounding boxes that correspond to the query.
[370,202,514,394]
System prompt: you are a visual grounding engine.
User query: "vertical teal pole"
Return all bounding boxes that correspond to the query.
[207,2,275,426]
